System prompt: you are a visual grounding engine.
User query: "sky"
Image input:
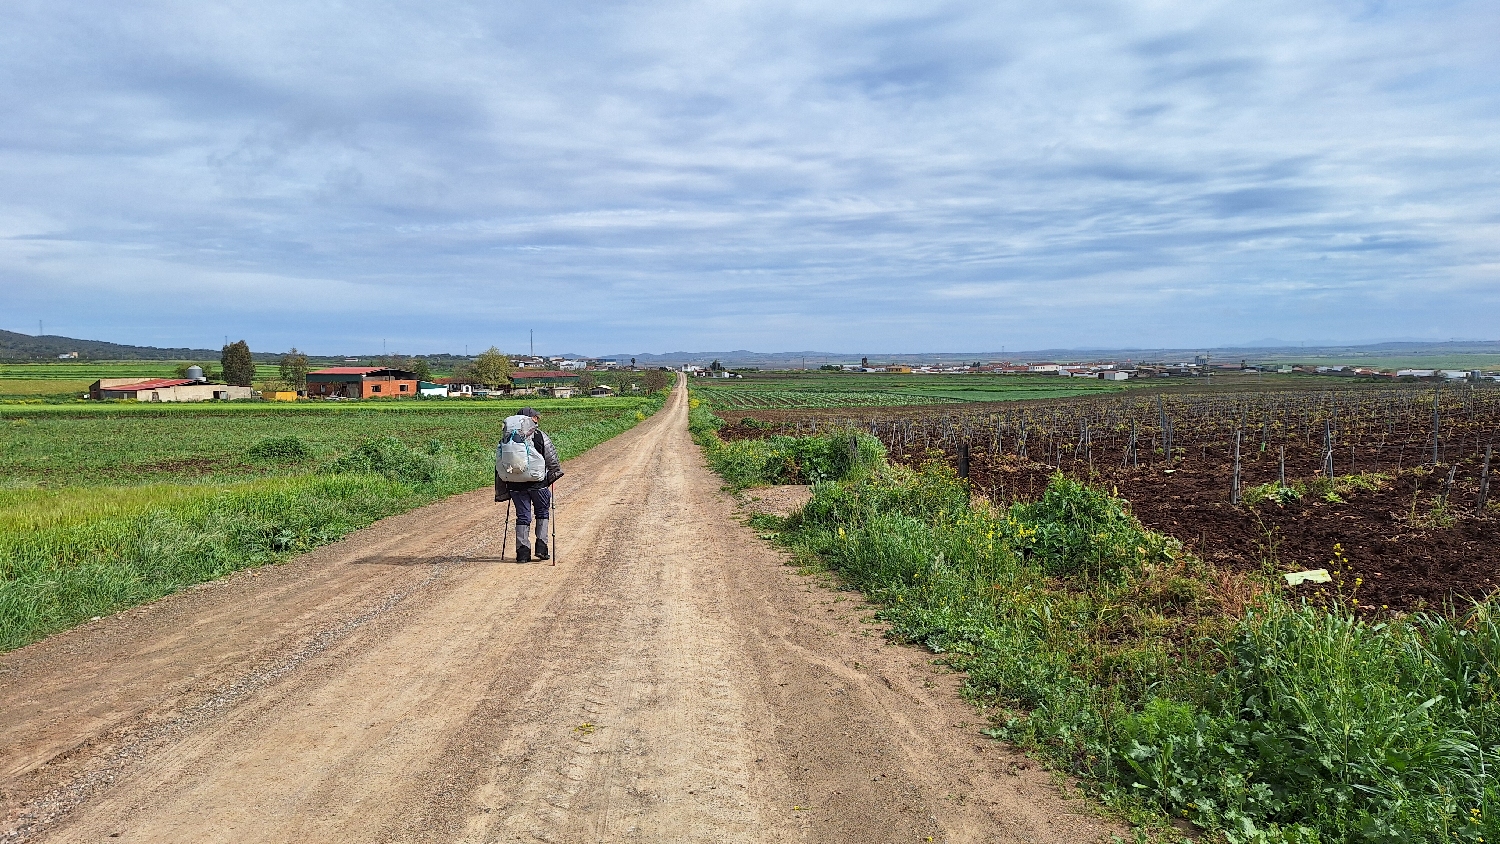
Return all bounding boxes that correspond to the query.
[1,0,1497,357]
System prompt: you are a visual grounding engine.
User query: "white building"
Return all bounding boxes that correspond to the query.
[90,378,254,402]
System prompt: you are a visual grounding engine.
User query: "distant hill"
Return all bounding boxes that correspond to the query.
[606,341,1500,368]
[0,329,224,361]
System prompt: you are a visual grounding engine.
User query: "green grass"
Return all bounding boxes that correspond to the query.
[694,372,1127,410]
[688,399,882,488]
[0,362,287,402]
[0,379,93,397]
[0,394,664,650]
[694,409,1500,843]
[2,397,652,487]
[0,362,283,381]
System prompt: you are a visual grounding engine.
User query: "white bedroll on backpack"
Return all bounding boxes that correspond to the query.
[496,414,546,482]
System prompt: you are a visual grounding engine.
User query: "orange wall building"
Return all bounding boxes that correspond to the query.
[305,367,420,399]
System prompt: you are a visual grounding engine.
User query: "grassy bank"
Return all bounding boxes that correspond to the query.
[689,399,883,487]
[1,395,663,650]
[694,408,1500,844]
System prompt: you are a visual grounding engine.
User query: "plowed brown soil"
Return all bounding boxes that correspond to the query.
[0,381,1116,844]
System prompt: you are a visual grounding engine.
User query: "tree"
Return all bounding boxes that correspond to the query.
[710,359,723,372]
[640,369,670,393]
[577,371,596,392]
[472,347,513,389]
[221,340,254,387]
[630,357,636,369]
[379,353,430,381]
[279,348,309,389]
[450,360,478,384]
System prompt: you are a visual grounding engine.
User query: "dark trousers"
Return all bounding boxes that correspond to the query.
[511,485,552,526]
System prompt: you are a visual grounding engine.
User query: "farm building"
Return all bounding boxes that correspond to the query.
[89,378,253,402]
[509,371,581,396]
[305,367,420,399]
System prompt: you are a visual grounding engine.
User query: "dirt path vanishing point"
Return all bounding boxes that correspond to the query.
[1,381,1120,844]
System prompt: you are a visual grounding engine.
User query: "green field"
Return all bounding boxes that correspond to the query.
[0,394,662,650]
[1,397,641,487]
[0,362,288,401]
[694,371,1127,409]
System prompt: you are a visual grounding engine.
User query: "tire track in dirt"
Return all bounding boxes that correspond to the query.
[3,379,1118,843]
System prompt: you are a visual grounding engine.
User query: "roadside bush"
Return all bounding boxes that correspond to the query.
[247,435,311,462]
[689,401,883,488]
[329,436,440,485]
[1010,473,1174,580]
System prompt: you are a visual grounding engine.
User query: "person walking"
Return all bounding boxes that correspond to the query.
[494,407,564,562]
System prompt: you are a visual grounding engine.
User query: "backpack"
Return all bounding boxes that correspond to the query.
[496,415,546,482]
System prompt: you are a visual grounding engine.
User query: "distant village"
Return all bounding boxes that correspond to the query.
[70,349,1500,403]
[86,354,651,403]
[791,355,1500,383]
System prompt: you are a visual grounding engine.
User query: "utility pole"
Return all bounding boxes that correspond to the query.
[38,320,43,336]
[530,329,534,357]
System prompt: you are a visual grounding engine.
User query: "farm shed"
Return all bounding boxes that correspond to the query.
[89,378,253,402]
[305,367,420,399]
[418,381,447,397]
[508,371,581,395]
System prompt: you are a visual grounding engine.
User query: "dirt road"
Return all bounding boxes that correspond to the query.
[1,382,1117,843]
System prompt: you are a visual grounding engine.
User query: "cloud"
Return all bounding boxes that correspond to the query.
[0,0,1497,354]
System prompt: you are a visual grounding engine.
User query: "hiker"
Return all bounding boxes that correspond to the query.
[495,407,564,562]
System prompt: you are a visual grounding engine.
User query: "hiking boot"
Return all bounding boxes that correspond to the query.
[534,539,549,561]
[516,545,532,563]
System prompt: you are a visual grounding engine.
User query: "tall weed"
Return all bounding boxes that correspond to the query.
[689,403,883,488]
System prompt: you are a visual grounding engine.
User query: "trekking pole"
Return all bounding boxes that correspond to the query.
[550,484,558,567]
[501,500,511,562]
